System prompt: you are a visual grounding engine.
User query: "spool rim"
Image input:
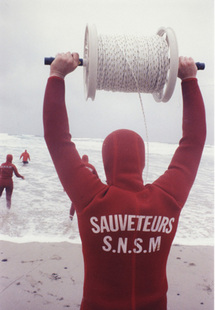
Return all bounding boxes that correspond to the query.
[83,24,98,100]
[153,27,179,102]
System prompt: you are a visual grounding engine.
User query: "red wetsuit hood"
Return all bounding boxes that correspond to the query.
[6,154,13,163]
[102,129,145,191]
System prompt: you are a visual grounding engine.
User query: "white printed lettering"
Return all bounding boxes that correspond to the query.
[127,215,136,231]
[90,217,100,233]
[151,216,162,232]
[136,216,145,231]
[117,238,128,253]
[148,236,161,253]
[100,216,110,233]
[133,238,143,253]
[142,216,153,232]
[109,215,119,232]
[118,214,128,231]
[165,217,175,233]
[158,217,169,233]
[102,236,112,252]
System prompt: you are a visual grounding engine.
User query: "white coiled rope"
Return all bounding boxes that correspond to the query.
[96,34,170,94]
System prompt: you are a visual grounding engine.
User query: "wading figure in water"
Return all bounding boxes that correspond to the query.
[0,154,24,209]
[20,150,30,164]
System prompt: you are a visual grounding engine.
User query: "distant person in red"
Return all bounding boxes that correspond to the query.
[81,155,99,178]
[20,150,30,164]
[70,155,98,220]
[0,154,24,209]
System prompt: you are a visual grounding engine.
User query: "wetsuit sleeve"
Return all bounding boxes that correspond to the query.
[12,165,23,178]
[153,78,206,208]
[43,76,106,211]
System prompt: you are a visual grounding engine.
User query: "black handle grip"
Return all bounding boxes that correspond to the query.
[44,57,55,65]
[44,57,83,66]
[44,57,205,70]
[195,62,205,70]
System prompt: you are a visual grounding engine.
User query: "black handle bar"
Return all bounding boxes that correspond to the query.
[44,57,205,70]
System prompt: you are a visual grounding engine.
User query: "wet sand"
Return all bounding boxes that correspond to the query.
[0,241,213,309]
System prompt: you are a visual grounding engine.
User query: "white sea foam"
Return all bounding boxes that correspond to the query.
[0,133,214,246]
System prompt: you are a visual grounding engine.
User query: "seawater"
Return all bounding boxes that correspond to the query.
[0,133,214,246]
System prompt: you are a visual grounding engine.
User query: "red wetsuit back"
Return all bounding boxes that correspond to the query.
[43,77,206,310]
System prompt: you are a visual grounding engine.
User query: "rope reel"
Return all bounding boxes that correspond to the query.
[44,24,205,102]
[83,24,178,102]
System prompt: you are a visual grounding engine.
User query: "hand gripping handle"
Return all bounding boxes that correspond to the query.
[44,57,83,66]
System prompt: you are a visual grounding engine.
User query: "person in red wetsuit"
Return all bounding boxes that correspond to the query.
[81,155,99,178]
[70,154,99,220]
[43,53,206,310]
[0,154,24,209]
[20,150,30,164]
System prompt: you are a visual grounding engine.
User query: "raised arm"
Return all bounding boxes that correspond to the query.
[153,57,206,208]
[43,53,106,210]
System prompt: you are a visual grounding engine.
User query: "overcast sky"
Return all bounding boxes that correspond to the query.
[0,0,214,144]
